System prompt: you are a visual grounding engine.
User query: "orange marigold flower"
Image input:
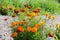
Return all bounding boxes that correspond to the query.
[17,26,24,32]
[11,22,17,26]
[19,22,23,24]
[10,25,14,28]
[10,22,19,28]
[27,27,32,32]
[31,27,37,33]
[11,32,18,37]
[35,24,40,28]
[13,21,19,25]
[19,20,27,24]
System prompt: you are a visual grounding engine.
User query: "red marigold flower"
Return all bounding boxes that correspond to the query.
[24,4,28,7]
[14,10,19,13]
[33,9,40,13]
[48,32,54,37]
[27,6,32,9]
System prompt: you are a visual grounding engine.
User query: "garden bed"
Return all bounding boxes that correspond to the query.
[0,15,60,40]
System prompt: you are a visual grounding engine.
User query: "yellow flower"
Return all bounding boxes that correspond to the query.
[27,16,31,20]
[56,25,60,28]
[45,12,49,16]
[12,14,16,18]
[31,12,36,17]
[51,16,56,20]
[48,15,51,19]
[40,22,45,25]
[56,23,60,28]
[1,6,6,9]
[7,4,15,10]
[11,32,18,37]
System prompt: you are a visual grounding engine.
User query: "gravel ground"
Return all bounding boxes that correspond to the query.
[0,16,18,40]
[0,15,60,40]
